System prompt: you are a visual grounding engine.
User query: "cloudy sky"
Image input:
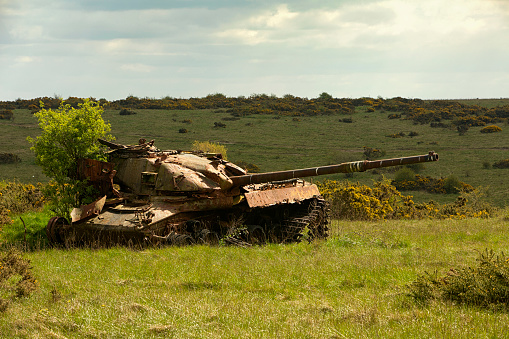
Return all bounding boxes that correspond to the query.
[1,0,508,100]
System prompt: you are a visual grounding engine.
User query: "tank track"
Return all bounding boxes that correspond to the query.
[45,197,330,247]
[278,197,330,243]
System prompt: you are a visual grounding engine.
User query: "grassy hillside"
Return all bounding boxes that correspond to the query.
[1,216,509,338]
[1,99,508,206]
[1,98,508,338]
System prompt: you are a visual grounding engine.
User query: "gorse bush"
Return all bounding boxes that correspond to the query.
[480,125,502,133]
[0,182,45,225]
[392,174,473,194]
[409,249,509,309]
[317,180,494,221]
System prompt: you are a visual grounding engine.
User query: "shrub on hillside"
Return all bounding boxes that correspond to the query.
[363,147,385,160]
[317,180,494,221]
[409,249,509,309]
[0,182,45,225]
[443,175,462,194]
[392,174,473,194]
[387,132,406,138]
[119,108,137,115]
[0,153,21,164]
[480,125,502,133]
[27,99,112,220]
[0,109,13,120]
[493,159,509,169]
[394,167,416,184]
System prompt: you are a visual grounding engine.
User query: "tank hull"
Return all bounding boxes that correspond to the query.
[47,181,329,247]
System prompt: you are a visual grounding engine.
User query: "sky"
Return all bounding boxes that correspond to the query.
[1,0,508,101]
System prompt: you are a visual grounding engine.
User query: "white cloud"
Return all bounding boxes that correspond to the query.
[250,4,298,28]
[15,56,36,63]
[120,63,155,73]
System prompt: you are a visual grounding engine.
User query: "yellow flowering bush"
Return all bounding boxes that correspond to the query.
[0,181,45,225]
[317,180,495,221]
[480,125,502,133]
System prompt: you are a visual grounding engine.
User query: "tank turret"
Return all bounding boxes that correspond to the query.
[46,138,439,247]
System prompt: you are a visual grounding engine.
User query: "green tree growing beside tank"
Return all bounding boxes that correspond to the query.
[27,99,113,219]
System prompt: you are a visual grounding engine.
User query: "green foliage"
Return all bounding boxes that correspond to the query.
[27,99,112,219]
[409,249,509,309]
[457,124,469,136]
[443,175,462,194]
[119,108,137,115]
[318,92,333,101]
[27,99,111,180]
[394,167,416,184]
[0,208,51,247]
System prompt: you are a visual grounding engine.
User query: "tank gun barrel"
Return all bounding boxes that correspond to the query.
[231,151,438,187]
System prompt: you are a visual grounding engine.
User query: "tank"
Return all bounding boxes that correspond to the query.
[46,138,439,246]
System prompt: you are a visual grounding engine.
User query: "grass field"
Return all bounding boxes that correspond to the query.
[1,99,508,206]
[1,215,509,338]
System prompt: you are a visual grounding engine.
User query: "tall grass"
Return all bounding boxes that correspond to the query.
[0,215,508,338]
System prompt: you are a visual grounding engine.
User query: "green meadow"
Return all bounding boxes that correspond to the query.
[1,217,509,338]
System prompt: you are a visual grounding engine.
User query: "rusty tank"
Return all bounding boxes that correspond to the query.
[46,139,439,246]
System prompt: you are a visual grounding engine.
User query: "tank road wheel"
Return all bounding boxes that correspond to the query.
[197,229,220,245]
[46,216,69,245]
[248,225,266,245]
